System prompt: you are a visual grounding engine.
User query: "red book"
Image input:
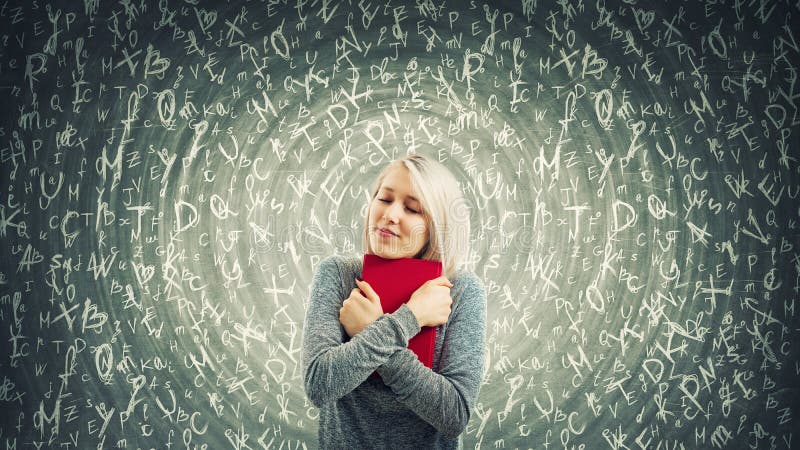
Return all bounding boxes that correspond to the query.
[362,254,441,370]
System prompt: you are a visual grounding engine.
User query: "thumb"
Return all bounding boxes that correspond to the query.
[431,276,453,288]
[356,279,381,303]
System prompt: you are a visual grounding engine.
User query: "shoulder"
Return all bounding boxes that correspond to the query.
[314,254,362,284]
[310,255,361,301]
[449,269,487,307]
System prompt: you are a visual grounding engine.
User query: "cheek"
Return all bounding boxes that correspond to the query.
[367,204,379,223]
[408,219,428,241]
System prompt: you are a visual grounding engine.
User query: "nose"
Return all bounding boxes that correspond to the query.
[383,201,403,223]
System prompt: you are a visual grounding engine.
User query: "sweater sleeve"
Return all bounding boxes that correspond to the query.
[375,272,487,440]
[301,256,422,408]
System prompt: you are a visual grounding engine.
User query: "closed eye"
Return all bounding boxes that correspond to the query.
[378,198,420,214]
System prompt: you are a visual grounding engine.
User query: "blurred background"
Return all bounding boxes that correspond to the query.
[0,0,798,448]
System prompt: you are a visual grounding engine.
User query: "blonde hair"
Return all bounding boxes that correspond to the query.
[362,154,470,278]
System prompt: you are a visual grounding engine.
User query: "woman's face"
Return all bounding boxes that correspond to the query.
[368,165,429,259]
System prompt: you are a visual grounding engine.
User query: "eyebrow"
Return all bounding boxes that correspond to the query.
[380,187,419,202]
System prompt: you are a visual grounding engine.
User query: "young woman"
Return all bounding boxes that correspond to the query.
[301,154,487,449]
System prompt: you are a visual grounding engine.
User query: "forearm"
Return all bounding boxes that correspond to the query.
[376,350,473,439]
[376,275,487,440]
[303,304,421,407]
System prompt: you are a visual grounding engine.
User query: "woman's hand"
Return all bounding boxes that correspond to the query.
[406,276,454,328]
[339,279,384,337]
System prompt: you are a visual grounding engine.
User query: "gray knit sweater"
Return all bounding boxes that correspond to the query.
[301,254,487,449]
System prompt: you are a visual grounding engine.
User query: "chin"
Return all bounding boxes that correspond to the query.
[370,232,423,259]
[370,242,407,259]
[371,246,400,259]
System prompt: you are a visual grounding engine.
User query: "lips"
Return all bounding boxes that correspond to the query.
[378,227,398,237]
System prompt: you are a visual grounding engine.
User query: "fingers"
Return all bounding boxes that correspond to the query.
[343,289,367,312]
[348,287,367,300]
[355,279,381,303]
[345,286,374,310]
[428,276,453,288]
